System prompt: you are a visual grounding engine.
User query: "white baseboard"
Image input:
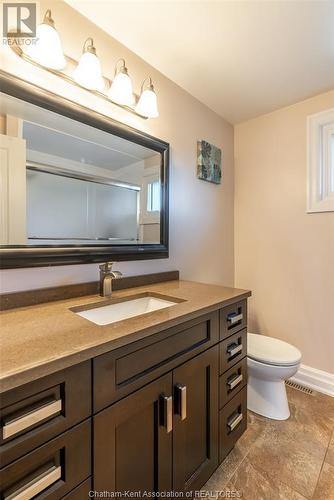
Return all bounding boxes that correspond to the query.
[290,364,334,397]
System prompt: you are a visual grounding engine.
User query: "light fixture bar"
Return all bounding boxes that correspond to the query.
[9,44,149,119]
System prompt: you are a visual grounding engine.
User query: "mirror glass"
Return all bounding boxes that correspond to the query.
[1,93,162,246]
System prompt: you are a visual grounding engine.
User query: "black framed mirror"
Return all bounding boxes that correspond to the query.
[0,71,169,268]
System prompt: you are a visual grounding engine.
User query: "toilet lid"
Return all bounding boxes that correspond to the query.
[248,333,302,366]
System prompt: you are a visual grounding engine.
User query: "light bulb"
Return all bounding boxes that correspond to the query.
[135,78,159,118]
[108,60,134,106]
[73,38,105,91]
[25,10,66,70]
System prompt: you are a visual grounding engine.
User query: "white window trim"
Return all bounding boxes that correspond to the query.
[139,167,160,224]
[307,107,334,213]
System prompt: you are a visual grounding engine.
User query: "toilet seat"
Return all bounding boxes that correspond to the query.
[248,333,301,367]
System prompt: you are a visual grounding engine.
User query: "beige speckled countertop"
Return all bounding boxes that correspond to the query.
[0,280,250,393]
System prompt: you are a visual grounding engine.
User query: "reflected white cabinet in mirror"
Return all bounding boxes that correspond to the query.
[0,73,169,268]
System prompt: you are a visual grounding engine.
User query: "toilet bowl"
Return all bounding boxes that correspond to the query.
[247,333,301,420]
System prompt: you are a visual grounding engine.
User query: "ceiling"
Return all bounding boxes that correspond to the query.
[23,122,150,170]
[65,0,334,124]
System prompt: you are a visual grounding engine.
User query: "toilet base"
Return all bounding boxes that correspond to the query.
[247,375,290,420]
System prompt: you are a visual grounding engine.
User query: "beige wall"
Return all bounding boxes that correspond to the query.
[0,0,234,292]
[235,90,334,374]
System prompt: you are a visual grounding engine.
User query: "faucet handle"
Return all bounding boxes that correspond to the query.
[99,262,114,272]
[111,270,123,279]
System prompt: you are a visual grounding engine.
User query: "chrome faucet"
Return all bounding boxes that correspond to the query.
[99,262,123,297]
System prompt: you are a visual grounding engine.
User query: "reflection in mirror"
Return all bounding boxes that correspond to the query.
[0,93,162,247]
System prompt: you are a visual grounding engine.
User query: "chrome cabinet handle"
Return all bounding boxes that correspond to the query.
[160,395,173,433]
[227,373,243,390]
[226,343,243,358]
[227,412,243,432]
[2,400,62,440]
[4,465,61,500]
[227,312,243,325]
[175,385,187,421]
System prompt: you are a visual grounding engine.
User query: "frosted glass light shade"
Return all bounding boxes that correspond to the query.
[135,88,159,118]
[108,71,134,106]
[73,52,105,91]
[25,23,66,70]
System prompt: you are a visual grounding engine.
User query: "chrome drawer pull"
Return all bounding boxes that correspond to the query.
[161,394,173,433]
[227,313,243,325]
[227,373,243,390]
[227,343,243,358]
[5,465,61,500]
[227,412,243,432]
[2,400,62,440]
[175,384,187,421]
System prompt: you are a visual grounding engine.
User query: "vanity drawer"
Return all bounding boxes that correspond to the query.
[220,300,247,339]
[219,357,247,408]
[94,311,219,412]
[0,419,91,499]
[0,361,91,467]
[219,328,247,374]
[62,478,91,499]
[219,386,247,462]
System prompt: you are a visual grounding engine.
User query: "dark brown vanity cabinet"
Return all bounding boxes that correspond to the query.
[94,346,219,494]
[0,299,249,498]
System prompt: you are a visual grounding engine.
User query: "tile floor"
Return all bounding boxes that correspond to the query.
[202,387,334,500]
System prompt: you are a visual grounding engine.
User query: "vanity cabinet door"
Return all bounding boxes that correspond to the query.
[173,346,219,492]
[94,373,173,494]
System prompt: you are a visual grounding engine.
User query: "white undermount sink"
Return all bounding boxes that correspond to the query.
[73,294,181,326]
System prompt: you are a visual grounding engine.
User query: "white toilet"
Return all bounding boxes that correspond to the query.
[247,333,302,420]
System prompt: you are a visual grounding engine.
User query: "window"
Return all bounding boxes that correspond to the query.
[140,170,161,225]
[307,108,334,212]
[147,180,160,212]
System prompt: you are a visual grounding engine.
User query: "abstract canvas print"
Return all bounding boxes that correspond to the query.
[197,140,222,184]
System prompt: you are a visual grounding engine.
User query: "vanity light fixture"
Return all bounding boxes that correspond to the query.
[135,77,159,118]
[25,10,66,70]
[9,9,160,119]
[73,38,105,91]
[108,59,134,106]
